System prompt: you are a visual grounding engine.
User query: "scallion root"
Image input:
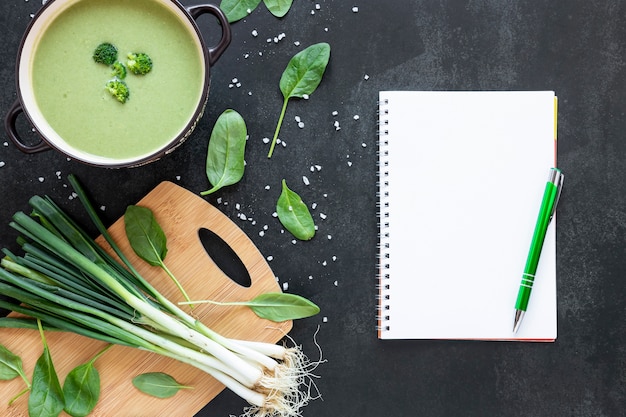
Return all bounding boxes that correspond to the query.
[239,329,325,417]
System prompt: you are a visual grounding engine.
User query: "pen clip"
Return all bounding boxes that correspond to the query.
[549,169,564,222]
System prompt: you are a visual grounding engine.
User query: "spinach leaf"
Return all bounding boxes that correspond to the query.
[179,292,320,322]
[124,205,192,305]
[220,0,293,22]
[264,0,293,17]
[220,0,262,22]
[276,180,316,240]
[201,109,247,196]
[243,293,319,321]
[29,320,64,417]
[0,342,31,406]
[0,343,26,381]
[63,344,111,417]
[268,43,331,157]
[132,372,192,399]
[124,205,167,266]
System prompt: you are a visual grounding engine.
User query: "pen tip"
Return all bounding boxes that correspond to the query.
[513,310,524,333]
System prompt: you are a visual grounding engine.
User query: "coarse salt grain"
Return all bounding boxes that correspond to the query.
[323,317,328,322]
[262,137,270,144]
[38,177,44,182]
[0,162,5,168]
[303,176,310,185]
[267,256,273,261]
[352,6,359,12]
[282,282,289,291]
[259,231,265,237]
[332,110,338,116]
[364,74,370,80]
[320,213,327,219]
[251,29,258,36]
[353,115,360,120]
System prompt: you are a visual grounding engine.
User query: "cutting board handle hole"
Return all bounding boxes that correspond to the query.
[198,227,252,288]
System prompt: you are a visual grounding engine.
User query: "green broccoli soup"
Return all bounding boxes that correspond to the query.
[31,0,204,162]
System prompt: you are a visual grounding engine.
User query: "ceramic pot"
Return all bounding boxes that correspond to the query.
[4,0,231,167]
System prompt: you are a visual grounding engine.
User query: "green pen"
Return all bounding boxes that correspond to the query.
[513,167,564,333]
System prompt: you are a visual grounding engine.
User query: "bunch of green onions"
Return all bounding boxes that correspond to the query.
[0,175,316,417]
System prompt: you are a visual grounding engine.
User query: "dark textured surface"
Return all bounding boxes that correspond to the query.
[1,1,625,416]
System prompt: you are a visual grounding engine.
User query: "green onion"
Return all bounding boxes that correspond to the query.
[0,174,319,416]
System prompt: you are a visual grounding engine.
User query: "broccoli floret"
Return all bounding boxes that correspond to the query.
[93,43,118,66]
[106,79,129,103]
[127,52,153,75]
[111,61,127,79]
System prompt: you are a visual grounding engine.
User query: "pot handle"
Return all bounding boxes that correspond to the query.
[4,99,50,154]
[187,4,232,66]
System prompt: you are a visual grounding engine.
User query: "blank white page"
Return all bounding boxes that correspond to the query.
[377,91,557,341]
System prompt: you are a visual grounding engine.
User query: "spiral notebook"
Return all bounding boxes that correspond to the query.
[377,91,558,341]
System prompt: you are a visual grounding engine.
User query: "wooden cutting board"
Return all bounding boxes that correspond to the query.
[0,181,292,417]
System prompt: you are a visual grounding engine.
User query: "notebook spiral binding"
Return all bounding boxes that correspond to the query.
[376,97,391,333]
